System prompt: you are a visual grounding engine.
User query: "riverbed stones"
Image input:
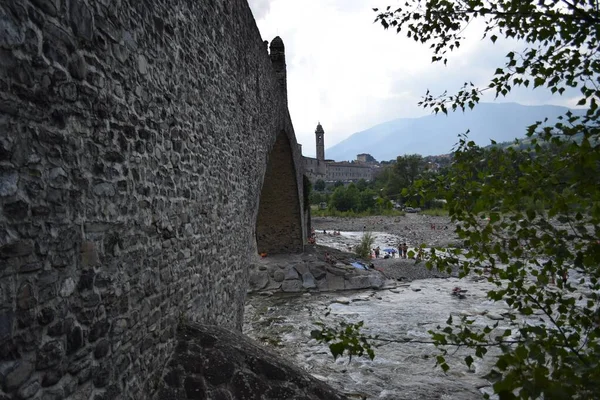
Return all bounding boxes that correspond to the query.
[250,251,389,294]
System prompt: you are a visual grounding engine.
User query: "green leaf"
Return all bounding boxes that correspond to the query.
[465,355,474,368]
[329,342,345,360]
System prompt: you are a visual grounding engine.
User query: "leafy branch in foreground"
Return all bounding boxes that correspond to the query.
[375,0,600,122]
[311,320,376,361]
[413,136,600,399]
[315,1,600,398]
[371,1,600,398]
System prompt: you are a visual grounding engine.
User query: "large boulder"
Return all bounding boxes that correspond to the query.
[345,275,371,290]
[156,323,346,400]
[318,274,345,291]
[308,263,327,280]
[368,273,384,289]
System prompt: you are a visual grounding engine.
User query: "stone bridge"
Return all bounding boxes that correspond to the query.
[0,0,313,398]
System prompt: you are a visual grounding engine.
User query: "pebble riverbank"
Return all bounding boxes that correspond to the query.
[312,214,461,282]
[312,213,460,248]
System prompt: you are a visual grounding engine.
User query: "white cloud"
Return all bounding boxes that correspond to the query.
[247,0,579,157]
[248,0,274,20]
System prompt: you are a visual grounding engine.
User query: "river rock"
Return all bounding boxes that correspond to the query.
[302,272,316,289]
[281,280,303,293]
[249,270,269,290]
[265,281,282,291]
[294,263,309,276]
[325,265,348,277]
[273,270,285,282]
[308,263,327,280]
[284,268,299,281]
[368,273,384,289]
[332,297,351,305]
[322,274,345,291]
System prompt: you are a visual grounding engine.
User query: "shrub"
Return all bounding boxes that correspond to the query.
[354,232,375,261]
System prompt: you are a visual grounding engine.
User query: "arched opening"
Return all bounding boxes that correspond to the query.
[256,131,304,254]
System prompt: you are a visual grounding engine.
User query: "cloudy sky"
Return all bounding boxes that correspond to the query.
[248,0,581,157]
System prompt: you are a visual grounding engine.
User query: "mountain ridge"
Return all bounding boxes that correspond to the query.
[324,102,586,161]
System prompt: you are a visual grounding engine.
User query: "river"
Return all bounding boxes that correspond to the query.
[243,276,514,399]
[244,228,593,399]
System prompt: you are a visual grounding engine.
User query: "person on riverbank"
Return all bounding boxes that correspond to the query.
[374,247,380,258]
[401,243,408,258]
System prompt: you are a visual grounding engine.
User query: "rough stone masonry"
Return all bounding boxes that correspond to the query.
[0,0,312,398]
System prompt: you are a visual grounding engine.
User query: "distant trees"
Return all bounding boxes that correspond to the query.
[371,154,428,202]
[328,183,390,214]
[394,154,423,187]
[330,184,359,212]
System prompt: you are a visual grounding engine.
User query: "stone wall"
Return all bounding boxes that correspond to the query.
[0,0,305,399]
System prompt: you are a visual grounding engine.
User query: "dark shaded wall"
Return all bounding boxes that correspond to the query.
[256,131,304,254]
[0,0,305,398]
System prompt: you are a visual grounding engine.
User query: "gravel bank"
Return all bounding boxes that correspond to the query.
[309,215,462,283]
[371,257,458,281]
[312,213,460,248]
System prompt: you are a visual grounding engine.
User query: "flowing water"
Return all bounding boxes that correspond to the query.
[244,230,594,399]
[244,275,518,399]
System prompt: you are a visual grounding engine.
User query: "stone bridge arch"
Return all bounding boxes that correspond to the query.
[256,129,305,254]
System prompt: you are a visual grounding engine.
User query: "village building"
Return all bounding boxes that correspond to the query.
[301,123,377,182]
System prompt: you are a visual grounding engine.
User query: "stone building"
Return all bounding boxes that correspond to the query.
[0,1,322,399]
[303,124,374,182]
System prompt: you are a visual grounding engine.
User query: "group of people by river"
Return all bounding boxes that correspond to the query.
[372,243,410,259]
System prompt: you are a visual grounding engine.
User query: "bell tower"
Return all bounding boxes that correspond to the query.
[315,122,325,161]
